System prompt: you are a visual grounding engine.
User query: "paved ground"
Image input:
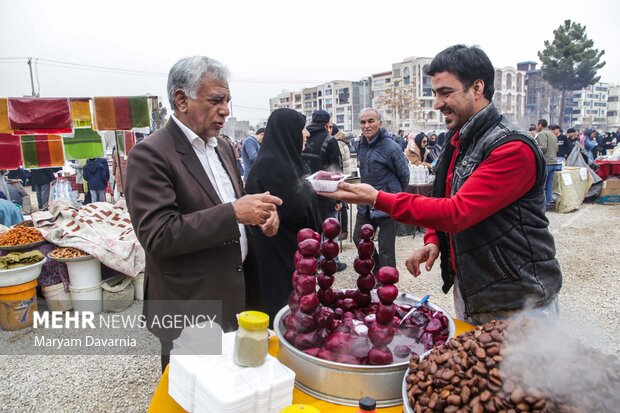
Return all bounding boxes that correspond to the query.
[0,202,618,412]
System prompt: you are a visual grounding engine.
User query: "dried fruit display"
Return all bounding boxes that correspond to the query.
[0,226,44,246]
[49,247,89,259]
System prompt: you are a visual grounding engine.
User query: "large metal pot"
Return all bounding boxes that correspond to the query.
[274,293,456,407]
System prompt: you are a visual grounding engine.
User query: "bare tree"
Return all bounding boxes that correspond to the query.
[375,81,419,131]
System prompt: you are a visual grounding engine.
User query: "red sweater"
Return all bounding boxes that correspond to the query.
[375,133,537,271]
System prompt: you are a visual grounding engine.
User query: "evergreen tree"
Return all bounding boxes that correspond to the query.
[538,19,605,127]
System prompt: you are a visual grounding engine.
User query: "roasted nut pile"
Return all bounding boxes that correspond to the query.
[0,226,44,246]
[406,319,620,413]
[49,247,89,259]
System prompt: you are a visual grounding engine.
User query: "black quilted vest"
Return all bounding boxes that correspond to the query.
[432,103,562,317]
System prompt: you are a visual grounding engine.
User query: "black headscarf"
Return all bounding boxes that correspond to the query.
[428,133,438,147]
[245,108,320,230]
[414,133,427,153]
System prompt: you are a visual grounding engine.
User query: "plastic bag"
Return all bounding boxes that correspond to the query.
[49,178,78,208]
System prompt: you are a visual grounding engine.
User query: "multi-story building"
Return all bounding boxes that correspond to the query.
[517,61,570,127]
[570,82,610,130]
[269,80,371,133]
[607,84,620,130]
[493,67,526,125]
[371,56,442,133]
[221,117,251,142]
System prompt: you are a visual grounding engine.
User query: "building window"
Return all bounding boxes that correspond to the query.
[336,114,345,123]
[336,107,344,113]
[506,73,513,90]
[517,73,523,92]
[608,111,618,117]
[403,67,410,85]
[304,93,312,100]
[325,89,332,96]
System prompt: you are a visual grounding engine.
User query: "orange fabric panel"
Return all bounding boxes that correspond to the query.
[93,97,117,130]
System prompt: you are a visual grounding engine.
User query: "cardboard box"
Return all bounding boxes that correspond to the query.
[597,178,620,204]
[600,178,620,196]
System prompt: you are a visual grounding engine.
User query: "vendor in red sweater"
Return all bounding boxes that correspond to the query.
[321,45,562,325]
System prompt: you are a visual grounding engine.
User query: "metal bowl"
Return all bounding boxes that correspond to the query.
[273,293,455,407]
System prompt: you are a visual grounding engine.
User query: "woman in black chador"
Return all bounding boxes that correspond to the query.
[245,108,321,322]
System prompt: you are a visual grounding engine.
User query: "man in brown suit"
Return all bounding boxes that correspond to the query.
[124,56,282,370]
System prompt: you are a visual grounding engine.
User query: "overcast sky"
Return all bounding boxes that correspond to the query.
[1,0,618,125]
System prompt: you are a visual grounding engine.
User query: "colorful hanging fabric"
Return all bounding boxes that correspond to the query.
[93,96,150,130]
[8,98,72,134]
[0,134,23,170]
[63,128,104,160]
[0,99,13,134]
[70,98,92,128]
[20,135,65,168]
[114,131,136,155]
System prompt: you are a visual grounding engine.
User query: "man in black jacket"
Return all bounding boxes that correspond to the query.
[552,125,572,161]
[302,110,343,222]
[30,168,60,210]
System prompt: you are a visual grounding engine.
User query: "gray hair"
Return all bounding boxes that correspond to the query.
[167,56,230,109]
[358,107,381,121]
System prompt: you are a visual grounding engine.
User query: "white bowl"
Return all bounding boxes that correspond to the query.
[306,172,347,192]
[0,257,47,287]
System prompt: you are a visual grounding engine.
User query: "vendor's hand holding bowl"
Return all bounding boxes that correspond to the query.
[318,182,379,205]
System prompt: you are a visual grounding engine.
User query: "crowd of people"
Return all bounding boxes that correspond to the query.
[118,45,589,371]
[6,44,616,371]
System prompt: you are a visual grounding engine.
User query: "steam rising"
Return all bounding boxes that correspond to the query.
[501,315,620,412]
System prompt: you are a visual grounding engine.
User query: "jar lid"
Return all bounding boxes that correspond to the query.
[359,396,377,410]
[238,311,269,330]
[280,405,321,413]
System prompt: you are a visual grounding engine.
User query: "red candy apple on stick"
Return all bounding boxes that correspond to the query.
[367,266,400,365]
[353,223,375,308]
[286,229,321,345]
[318,218,341,307]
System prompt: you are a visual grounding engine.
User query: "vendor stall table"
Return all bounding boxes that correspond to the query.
[148,319,474,412]
[594,159,620,180]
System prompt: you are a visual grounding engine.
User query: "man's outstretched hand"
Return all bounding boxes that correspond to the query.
[317,182,379,205]
[405,243,440,277]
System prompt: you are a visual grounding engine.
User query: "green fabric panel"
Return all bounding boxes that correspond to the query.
[20,135,39,168]
[63,128,104,160]
[128,96,150,128]
[115,131,125,153]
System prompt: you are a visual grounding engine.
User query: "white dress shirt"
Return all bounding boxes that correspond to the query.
[171,114,248,261]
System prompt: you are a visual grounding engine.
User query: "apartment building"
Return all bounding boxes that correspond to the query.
[607,84,620,130]
[493,67,526,125]
[371,56,442,133]
[570,82,610,130]
[269,80,371,133]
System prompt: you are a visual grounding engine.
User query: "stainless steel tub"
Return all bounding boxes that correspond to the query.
[273,293,455,407]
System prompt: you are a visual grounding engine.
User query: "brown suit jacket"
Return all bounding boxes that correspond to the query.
[125,120,260,336]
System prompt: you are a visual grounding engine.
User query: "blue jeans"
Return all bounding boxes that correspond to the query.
[545,164,562,209]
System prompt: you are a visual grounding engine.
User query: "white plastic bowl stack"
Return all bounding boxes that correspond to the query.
[193,355,295,413]
[306,172,347,192]
[169,332,295,413]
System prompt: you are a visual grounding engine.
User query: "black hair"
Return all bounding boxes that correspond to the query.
[426,44,495,101]
[567,128,576,133]
[537,119,548,128]
[528,126,536,132]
